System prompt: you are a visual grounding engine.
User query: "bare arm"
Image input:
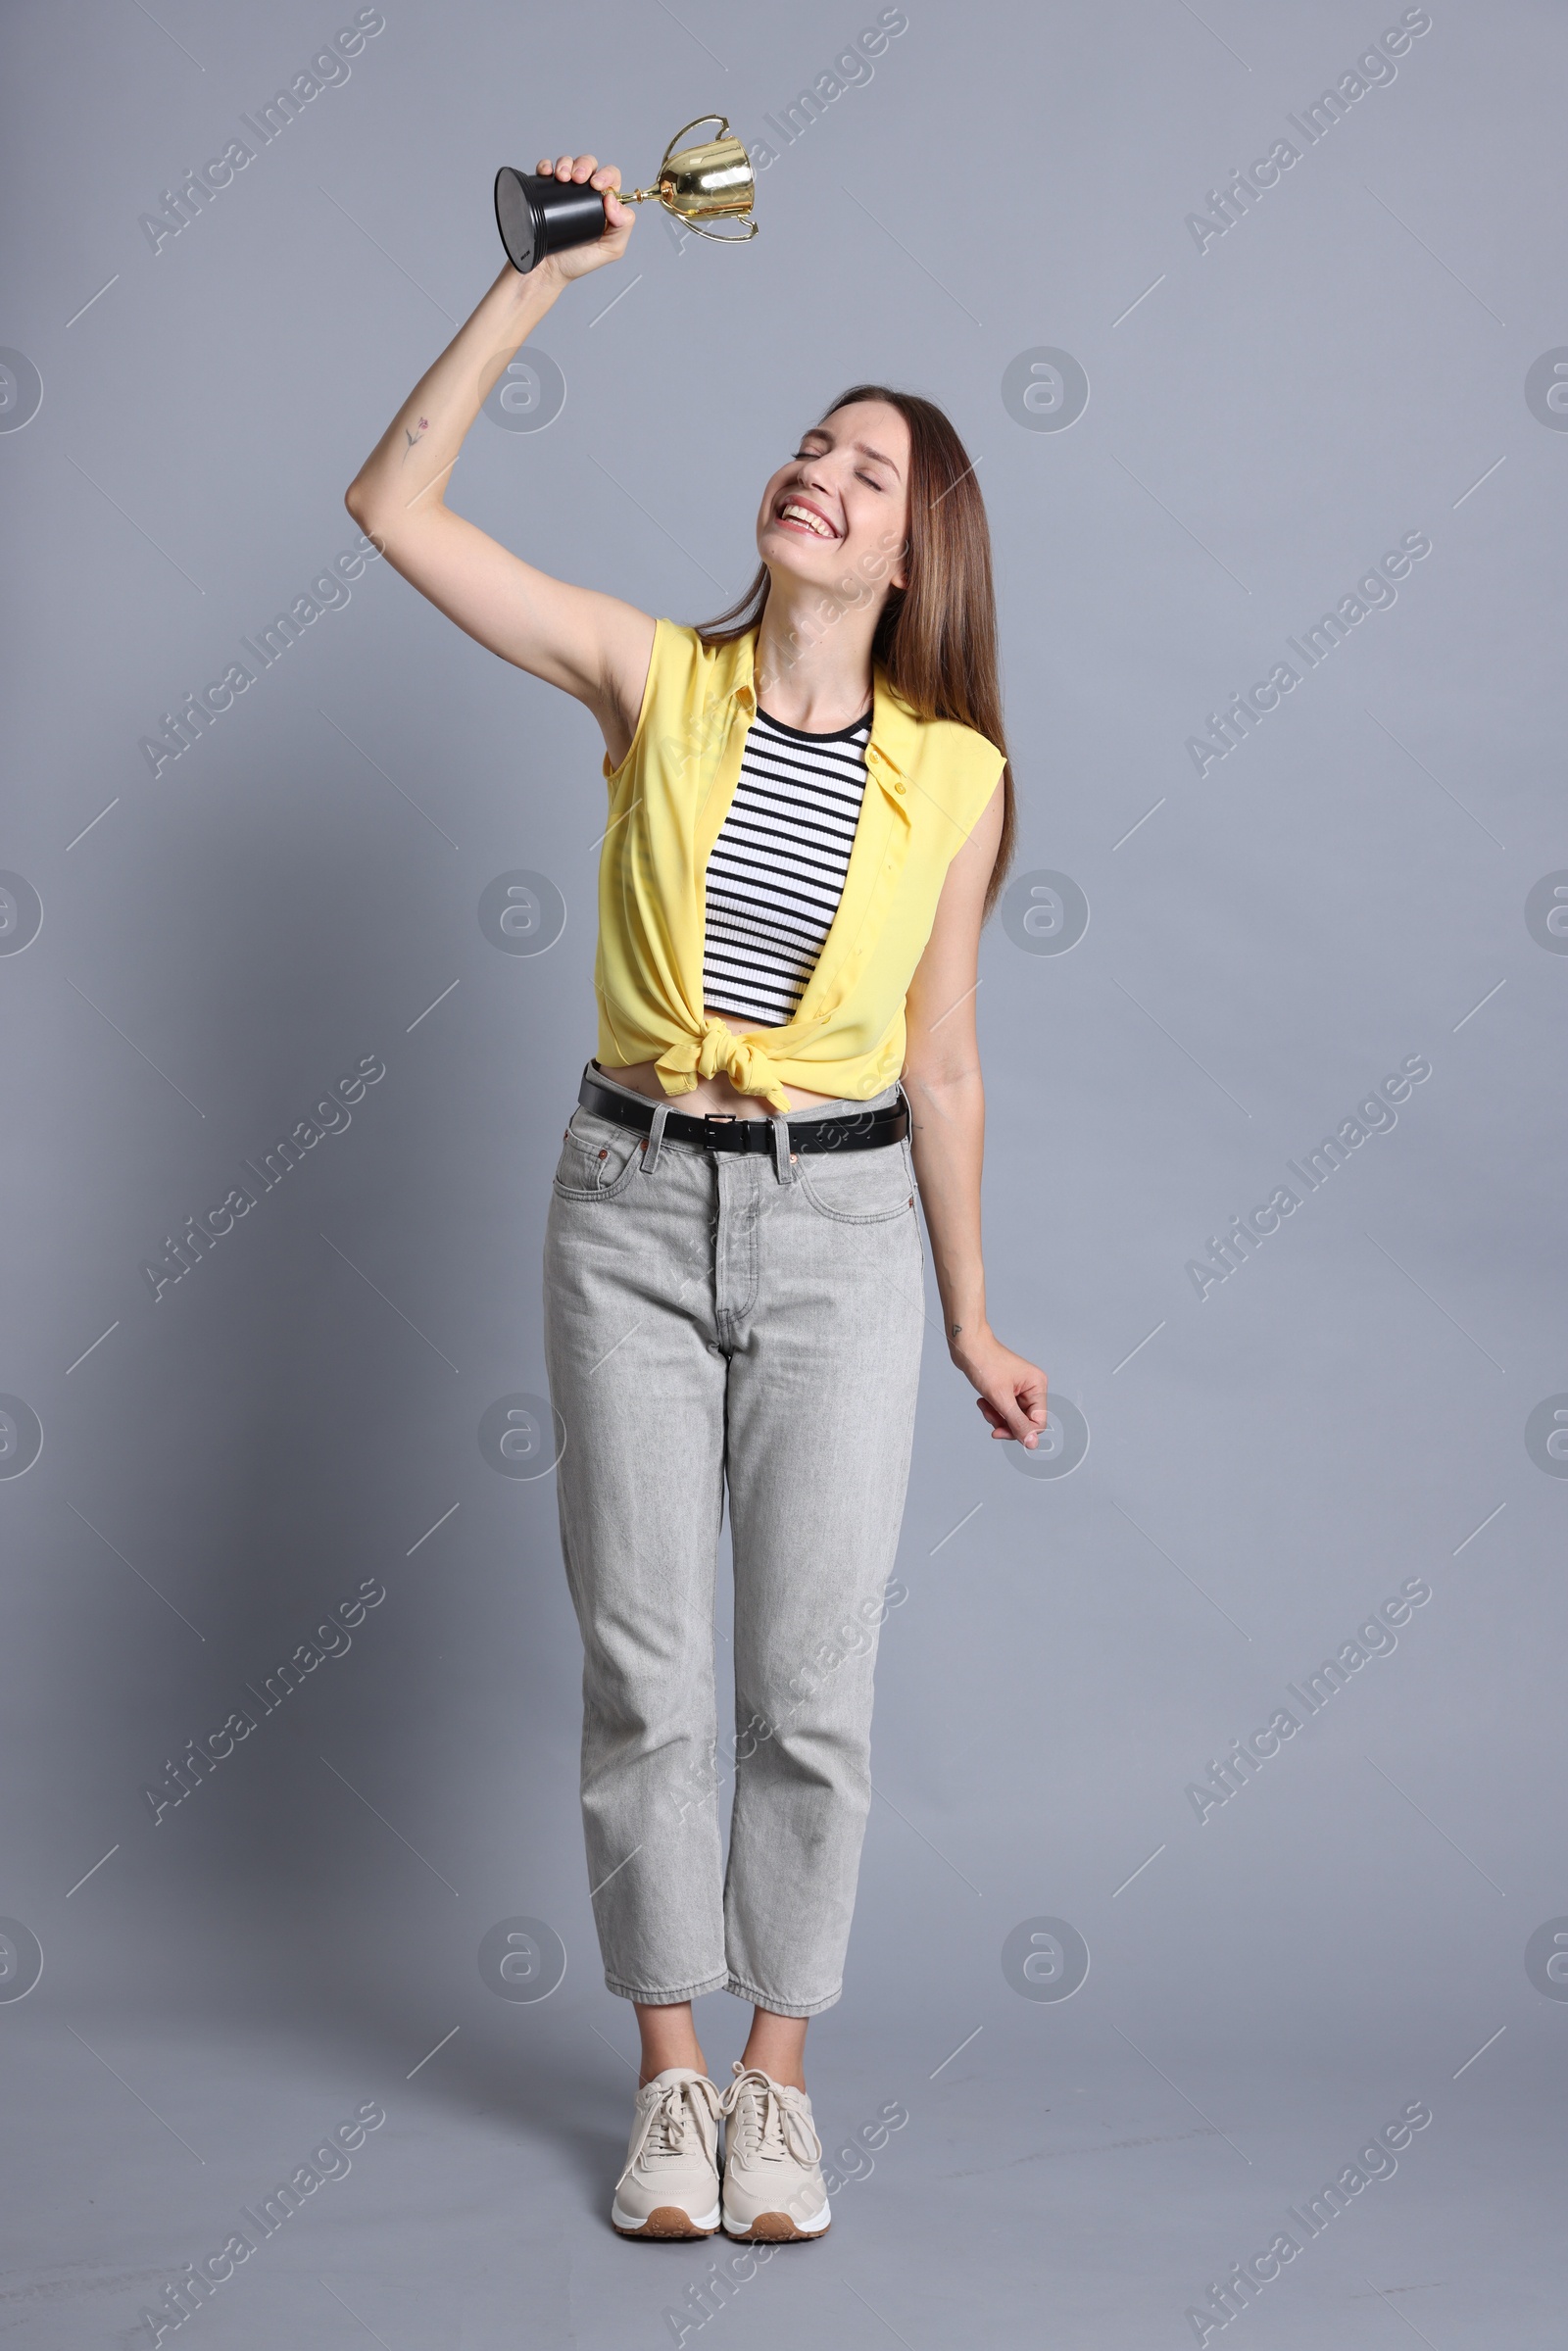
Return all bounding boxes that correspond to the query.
[903,783,1048,1447]
[344,150,655,767]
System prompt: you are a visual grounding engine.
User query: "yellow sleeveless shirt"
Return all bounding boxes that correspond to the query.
[593,618,1006,1112]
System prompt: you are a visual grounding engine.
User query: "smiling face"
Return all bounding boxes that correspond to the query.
[756,398,911,607]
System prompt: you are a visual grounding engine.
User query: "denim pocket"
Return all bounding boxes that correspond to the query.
[552,1108,645,1201]
[797,1137,915,1225]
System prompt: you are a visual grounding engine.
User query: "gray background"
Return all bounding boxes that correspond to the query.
[2,0,1563,2343]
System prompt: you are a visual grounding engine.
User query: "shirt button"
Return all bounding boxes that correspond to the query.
[894,779,906,793]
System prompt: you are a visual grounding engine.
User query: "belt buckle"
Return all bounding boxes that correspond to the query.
[701,1110,739,1150]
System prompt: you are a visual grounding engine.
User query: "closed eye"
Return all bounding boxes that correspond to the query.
[790,446,883,493]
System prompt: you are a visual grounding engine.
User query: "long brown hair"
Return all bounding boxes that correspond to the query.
[695,384,1016,918]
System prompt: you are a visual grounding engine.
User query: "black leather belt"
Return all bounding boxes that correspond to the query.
[578,1068,908,1153]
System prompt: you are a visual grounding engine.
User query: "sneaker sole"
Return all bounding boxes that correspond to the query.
[612,2201,721,2238]
[721,2203,831,2242]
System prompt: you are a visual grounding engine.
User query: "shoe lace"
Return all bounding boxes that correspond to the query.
[720,2063,822,2167]
[616,2074,721,2189]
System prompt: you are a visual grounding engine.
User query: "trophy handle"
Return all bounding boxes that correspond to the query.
[658,112,731,171]
[679,216,760,243]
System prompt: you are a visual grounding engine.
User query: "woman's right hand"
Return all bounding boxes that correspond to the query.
[534,152,636,285]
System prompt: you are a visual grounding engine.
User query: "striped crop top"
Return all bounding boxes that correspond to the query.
[701,702,873,1030]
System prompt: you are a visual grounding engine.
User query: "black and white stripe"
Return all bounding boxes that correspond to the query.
[701,703,872,1029]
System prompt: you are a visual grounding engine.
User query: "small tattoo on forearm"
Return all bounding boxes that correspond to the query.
[951,1322,962,1338]
[402,415,429,462]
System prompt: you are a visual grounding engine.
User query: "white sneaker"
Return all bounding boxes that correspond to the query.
[611,2067,723,2237]
[719,2062,832,2240]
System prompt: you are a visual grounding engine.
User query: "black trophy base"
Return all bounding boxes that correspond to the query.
[495,168,611,274]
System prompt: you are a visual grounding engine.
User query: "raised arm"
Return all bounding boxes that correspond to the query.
[344,151,656,767]
[903,782,1049,1447]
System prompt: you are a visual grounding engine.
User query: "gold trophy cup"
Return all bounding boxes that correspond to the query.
[496,115,759,272]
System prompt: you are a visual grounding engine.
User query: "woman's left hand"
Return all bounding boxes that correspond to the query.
[954,1329,1049,1447]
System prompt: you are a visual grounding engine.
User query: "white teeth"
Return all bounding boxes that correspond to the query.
[779,501,834,538]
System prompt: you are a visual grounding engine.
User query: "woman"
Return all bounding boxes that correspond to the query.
[346,149,1047,2245]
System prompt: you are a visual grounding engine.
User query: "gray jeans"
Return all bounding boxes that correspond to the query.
[542,1063,926,2017]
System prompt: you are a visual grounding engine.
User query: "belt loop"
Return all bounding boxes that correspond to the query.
[640,1100,671,1176]
[769,1111,794,1185]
